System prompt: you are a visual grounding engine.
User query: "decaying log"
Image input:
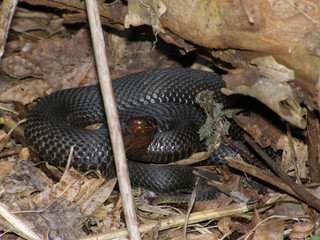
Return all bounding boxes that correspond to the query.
[124,0,319,128]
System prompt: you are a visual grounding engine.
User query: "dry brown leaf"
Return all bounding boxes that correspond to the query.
[0,161,16,181]
[251,208,262,230]
[81,177,117,215]
[1,55,43,79]
[137,203,180,220]
[20,29,96,90]
[252,218,284,240]
[278,135,308,179]
[2,29,96,91]
[100,209,122,232]
[59,56,98,90]
[0,79,52,105]
[11,7,65,34]
[50,168,83,201]
[290,221,316,239]
[272,203,305,218]
[73,176,106,204]
[0,129,9,152]
[217,216,233,235]
[18,147,30,161]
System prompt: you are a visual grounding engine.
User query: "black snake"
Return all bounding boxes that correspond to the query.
[25,68,240,197]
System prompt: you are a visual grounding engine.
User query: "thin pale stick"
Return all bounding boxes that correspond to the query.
[84,0,141,239]
[79,203,248,240]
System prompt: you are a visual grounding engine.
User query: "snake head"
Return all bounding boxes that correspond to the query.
[126,116,157,135]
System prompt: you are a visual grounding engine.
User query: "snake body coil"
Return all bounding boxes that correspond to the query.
[25,68,237,195]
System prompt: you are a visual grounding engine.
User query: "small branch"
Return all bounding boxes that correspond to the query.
[244,134,320,212]
[84,0,141,239]
[225,157,299,198]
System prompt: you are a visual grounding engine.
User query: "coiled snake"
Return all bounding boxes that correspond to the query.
[25,68,239,196]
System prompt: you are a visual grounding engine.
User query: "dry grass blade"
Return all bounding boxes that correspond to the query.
[0,203,42,240]
[78,203,248,240]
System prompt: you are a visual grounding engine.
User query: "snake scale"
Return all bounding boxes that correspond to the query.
[25,68,241,197]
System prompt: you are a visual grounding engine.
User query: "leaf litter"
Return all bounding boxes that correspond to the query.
[0,3,319,240]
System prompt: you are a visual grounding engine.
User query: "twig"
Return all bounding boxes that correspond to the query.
[0,106,19,115]
[84,0,141,239]
[78,203,248,240]
[0,118,27,149]
[225,156,299,198]
[2,118,26,138]
[184,188,197,240]
[244,134,320,212]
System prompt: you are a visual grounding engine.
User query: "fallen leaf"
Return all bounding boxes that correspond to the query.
[290,221,316,239]
[1,55,43,79]
[253,218,284,240]
[0,79,52,105]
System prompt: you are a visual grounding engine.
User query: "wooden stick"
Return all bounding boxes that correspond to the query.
[226,157,299,198]
[84,1,141,239]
